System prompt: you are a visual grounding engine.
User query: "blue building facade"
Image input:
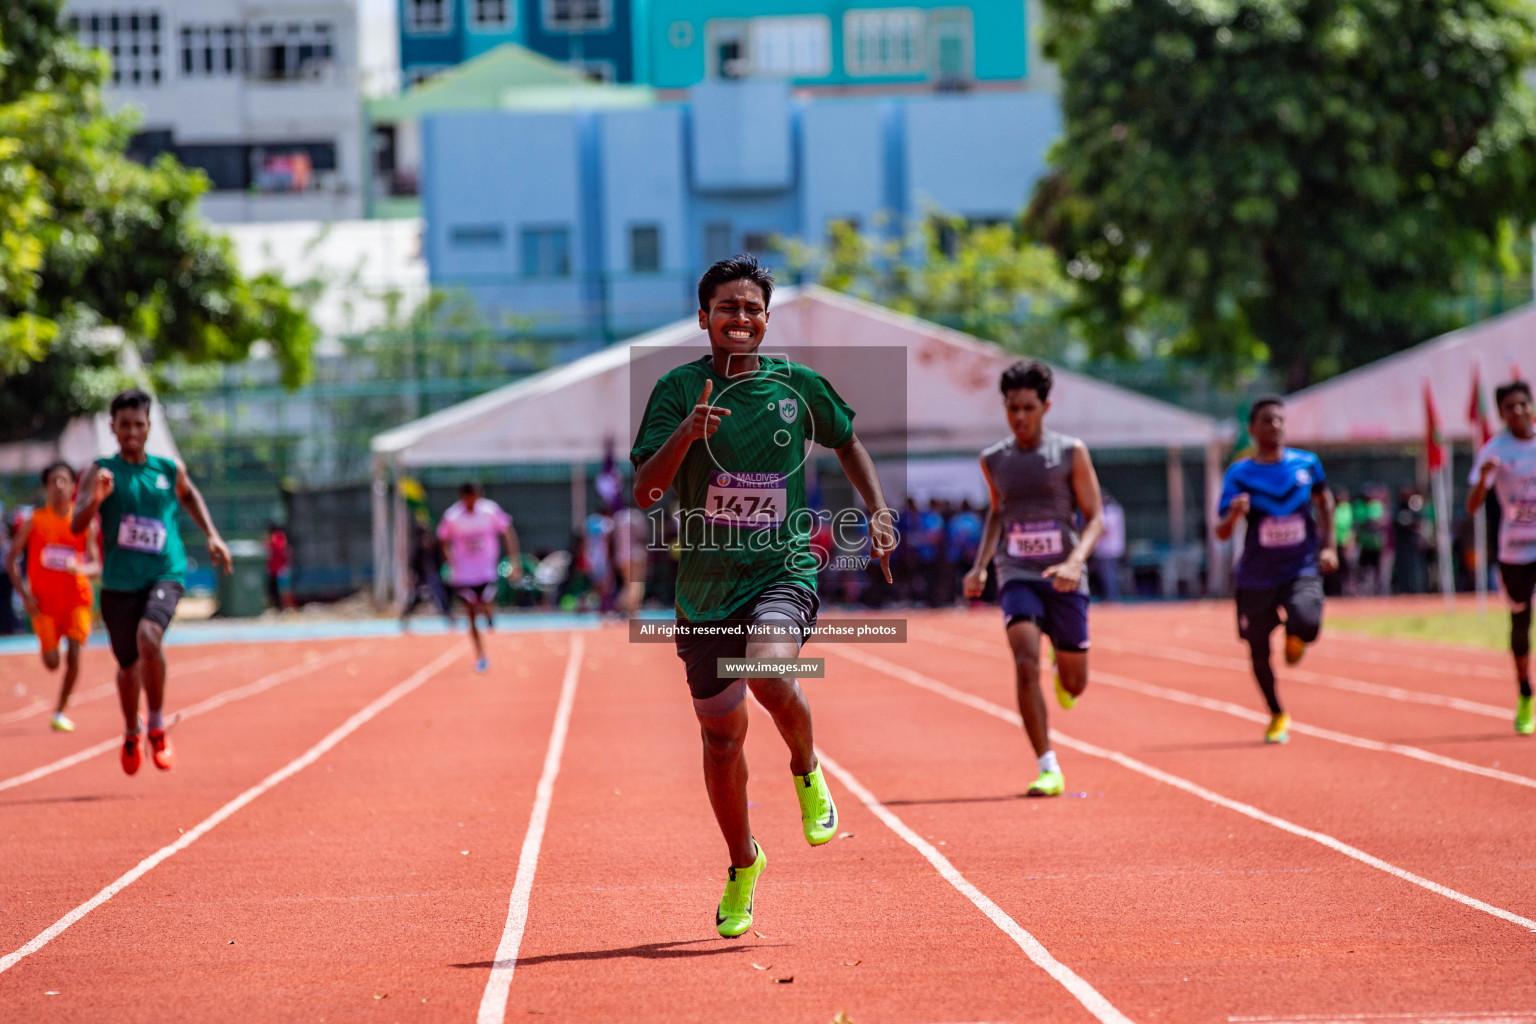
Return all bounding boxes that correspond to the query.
[420,80,1060,342]
[399,0,635,84]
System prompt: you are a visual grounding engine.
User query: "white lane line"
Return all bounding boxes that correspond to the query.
[0,652,238,725]
[831,647,1536,934]
[0,644,464,975]
[1231,1014,1536,1023]
[477,635,585,1024]
[0,644,369,794]
[814,743,1136,1024]
[1086,636,1511,721]
[917,629,1536,792]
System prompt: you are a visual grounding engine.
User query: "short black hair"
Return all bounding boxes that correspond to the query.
[999,359,1053,401]
[109,387,152,417]
[1249,395,1285,424]
[1495,380,1532,408]
[460,481,482,498]
[697,253,775,313]
[40,460,75,487]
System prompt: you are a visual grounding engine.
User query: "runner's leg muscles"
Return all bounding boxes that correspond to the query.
[1055,649,1088,699]
[58,639,81,712]
[136,620,167,718]
[697,698,757,868]
[1005,619,1049,757]
[745,634,815,776]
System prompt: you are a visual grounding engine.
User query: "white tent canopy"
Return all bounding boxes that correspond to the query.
[1284,303,1536,446]
[370,287,1230,602]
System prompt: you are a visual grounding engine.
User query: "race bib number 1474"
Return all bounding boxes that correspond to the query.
[705,473,787,529]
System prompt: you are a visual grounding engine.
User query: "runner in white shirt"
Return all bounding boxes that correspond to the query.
[437,482,522,672]
[1468,380,1536,734]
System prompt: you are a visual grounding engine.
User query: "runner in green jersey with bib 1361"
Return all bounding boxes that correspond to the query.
[632,255,896,938]
[73,388,231,776]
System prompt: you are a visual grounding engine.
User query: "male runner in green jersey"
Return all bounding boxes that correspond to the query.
[73,388,231,775]
[632,255,896,937]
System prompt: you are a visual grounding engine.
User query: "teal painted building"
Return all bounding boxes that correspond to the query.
[638,1,1030,91]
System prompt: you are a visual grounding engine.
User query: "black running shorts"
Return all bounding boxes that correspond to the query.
[674,580,819,702]
[100,582,184,669]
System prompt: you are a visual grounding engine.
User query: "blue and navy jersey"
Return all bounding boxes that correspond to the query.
[1219,449,1327,589]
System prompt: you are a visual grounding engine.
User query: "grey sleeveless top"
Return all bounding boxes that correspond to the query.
[982,430,1087,593]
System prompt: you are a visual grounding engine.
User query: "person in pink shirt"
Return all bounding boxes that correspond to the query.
[437,482,522,671]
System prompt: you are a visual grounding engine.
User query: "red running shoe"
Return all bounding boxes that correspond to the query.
[148,728,175,771]
[122,736,142,775]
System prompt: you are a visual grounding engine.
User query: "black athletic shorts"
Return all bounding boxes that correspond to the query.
[674,580,819,703]
[100,582,185,669]
[451,580,498,607]
[1500,561,1536,609]
[1235,575,1323,644]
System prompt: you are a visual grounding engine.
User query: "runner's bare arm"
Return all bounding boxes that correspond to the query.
[1043,442,1104,592]
[964,457,1003,599]
[5,517,37,616]
[81,520,103,578]
[834,433,896,583]
[633,380,731,509]
[1467,456,1500,515]
[173,458,232,573]
[1214,492,1250,541]
[1312,484,1338,573]
[70,464,109,535]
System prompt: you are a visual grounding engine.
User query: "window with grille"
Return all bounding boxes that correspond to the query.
[471,0,512,29]
[68,10,164,87]
[542,0,612,34]
[179,24,245,77]
[406,0,452,34]
[249,22,336,81]
[844,9,924,76]
[522,227,572,277]
[630,226,660,274]
[749,16,830,78]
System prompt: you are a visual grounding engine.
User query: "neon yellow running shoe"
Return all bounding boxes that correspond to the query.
[716,841,766,938]
[1026,769,1064,797]
[1516,696,1534,736]
[1265,712,1291,744]
[795,764,838,846]
[1054,674,1077,711]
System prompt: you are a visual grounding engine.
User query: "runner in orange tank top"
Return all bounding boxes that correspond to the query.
[4,462,101,732]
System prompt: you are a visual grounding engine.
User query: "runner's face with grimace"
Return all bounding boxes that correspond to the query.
[699,279,770,365]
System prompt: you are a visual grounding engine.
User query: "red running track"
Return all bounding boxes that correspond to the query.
[1,603,1534,1024]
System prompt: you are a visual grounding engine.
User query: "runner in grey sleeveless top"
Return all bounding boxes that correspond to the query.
[964,360,1105,798]
[982,430,1088,595]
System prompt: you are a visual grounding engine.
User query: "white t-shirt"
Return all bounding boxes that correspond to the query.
[1471,432,1536,565]
[437,498,512,585]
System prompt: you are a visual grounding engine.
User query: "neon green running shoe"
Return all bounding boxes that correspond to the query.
[1516,696,1534,736]
[1054,674,1077,711]
[716,841,766,938]
[795,764,838,846]
[1027,769,1064,797]
[1265,712,1291,745]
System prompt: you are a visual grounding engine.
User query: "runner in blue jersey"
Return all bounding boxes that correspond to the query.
[1466,380,1536,735]
[1215,396,1338,744]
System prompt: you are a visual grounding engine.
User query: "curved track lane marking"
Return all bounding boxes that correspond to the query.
[0,644,464,976]
[477,635,584,1024]
[1071,636,1509,720]
[0,651,239,724]
[917,629,1536,791]
[832,647,1536,934]
[810,740,1136,1024]
[0,643,369,794]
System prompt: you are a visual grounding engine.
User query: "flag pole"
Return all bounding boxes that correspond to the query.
[1435,457,1455,610]
[1473,480,1488,614]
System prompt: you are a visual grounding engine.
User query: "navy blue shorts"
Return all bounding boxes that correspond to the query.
[999,580,1090,653]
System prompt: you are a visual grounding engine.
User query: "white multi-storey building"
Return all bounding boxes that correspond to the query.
[64,1,379,222]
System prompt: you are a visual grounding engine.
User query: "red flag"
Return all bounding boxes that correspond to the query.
[1425,381,1445,472]
[1469,367,1494,447]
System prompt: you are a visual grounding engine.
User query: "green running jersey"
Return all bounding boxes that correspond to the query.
[96,453,187,591]
[631,355,855,621]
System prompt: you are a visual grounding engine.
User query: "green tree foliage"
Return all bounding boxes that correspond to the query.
[0,0,316,442]
[1031,0,1536,388]
[788,216,1076,358]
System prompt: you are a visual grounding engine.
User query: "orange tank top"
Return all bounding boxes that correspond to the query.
[25,506,93,610]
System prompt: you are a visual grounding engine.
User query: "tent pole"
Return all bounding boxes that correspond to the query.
[1434,458,1455,610]
[1165,447,1186,547]
[371,456,391,607]
[1204,441,1227,598]
[392,462,410,615]
[571,460,587,533]
[1474,490,1488,614]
